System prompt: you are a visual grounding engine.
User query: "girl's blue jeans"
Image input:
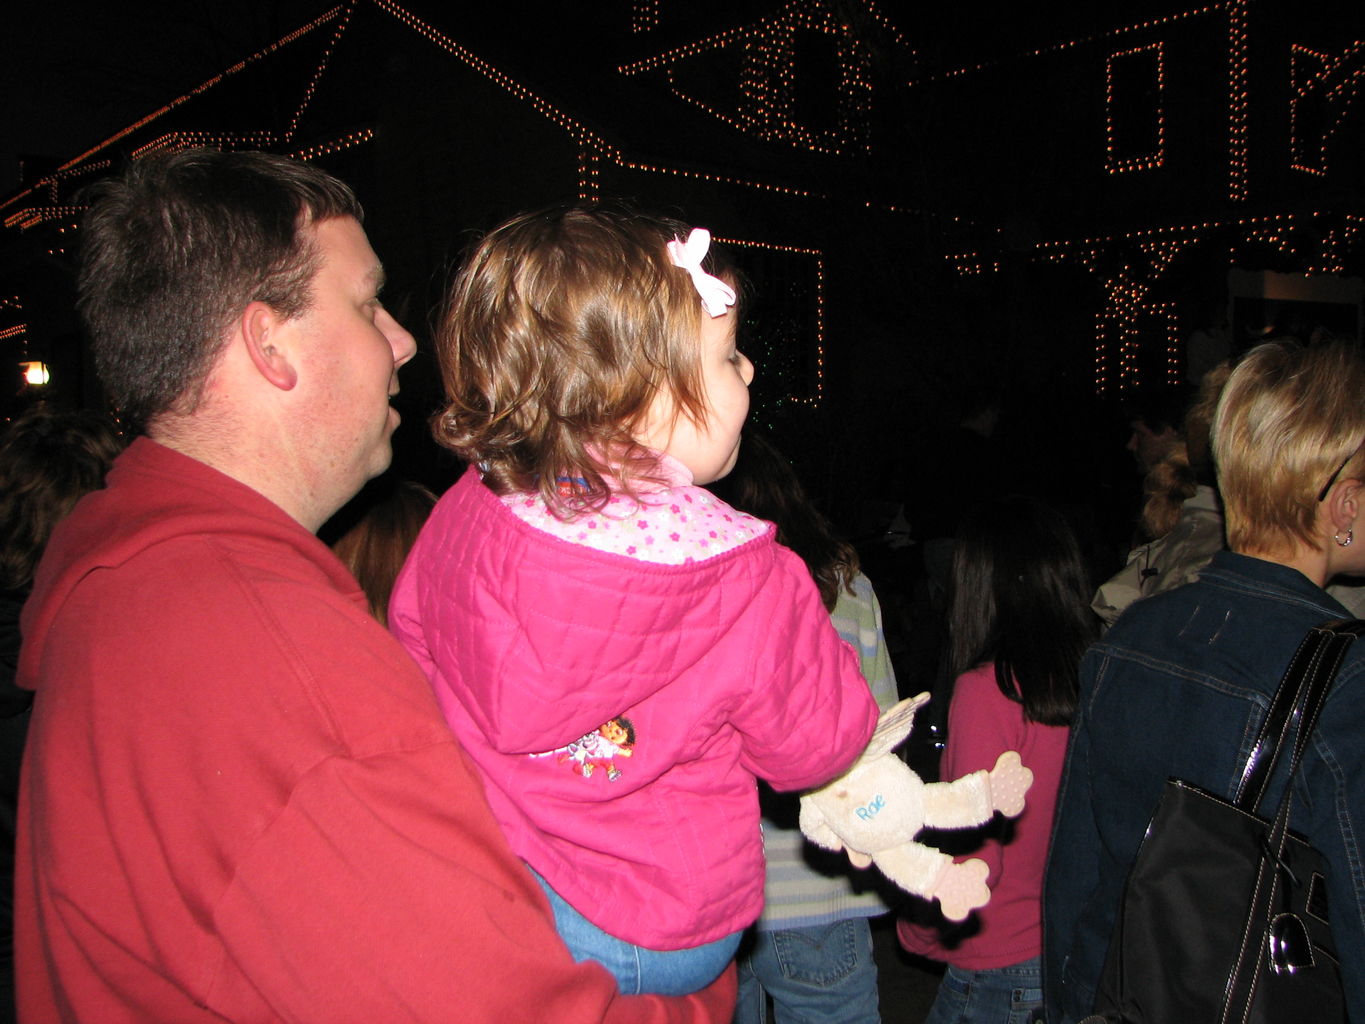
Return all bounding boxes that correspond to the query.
[530,867,740,996]
[924,956,1044,1024]
[734,917,880,1024]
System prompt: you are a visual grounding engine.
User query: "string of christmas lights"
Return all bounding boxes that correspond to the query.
[1289,42,1365,176]
[944,253,1001,275]
[288,1,357,143]
[291,128,375,162]
[1161,301,1181,386]
[1137,237,1195,276]
[3,207,84,232]
[577,149,603,200]
[373,0,623,160]
[51,7,344,178]
[631,0,659,34]
[1227,0,1249,200]
[912,4,1222,85]
[133,132,279,160]
[2,0,1360,402]
[623,1,884,155]
[1106,42,1165,173]
[1094,311,1112,393]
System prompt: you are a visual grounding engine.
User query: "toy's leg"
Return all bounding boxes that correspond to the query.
[876,844,990,922]
[930,858,990,922]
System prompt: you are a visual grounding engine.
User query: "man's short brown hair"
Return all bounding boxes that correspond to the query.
[77,150,362,427]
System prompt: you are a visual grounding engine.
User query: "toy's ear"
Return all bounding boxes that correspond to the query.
[856,693,930,764]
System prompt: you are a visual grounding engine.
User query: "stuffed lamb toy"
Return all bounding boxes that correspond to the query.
[800,692,1033,921]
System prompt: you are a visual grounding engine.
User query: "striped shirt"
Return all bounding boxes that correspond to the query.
[754,571,899,929]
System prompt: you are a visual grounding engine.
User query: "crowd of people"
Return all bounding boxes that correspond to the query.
[3,148,1363,1023]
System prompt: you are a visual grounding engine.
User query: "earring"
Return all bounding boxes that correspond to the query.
[1335,528,1354,548]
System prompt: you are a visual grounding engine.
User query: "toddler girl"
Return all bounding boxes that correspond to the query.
[898,496,1094,1024]
[389,205,879,996]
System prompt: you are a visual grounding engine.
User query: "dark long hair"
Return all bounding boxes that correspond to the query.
[329,478,437,624]
[945,496,1093,725]
[0,405,123,591]
[719,431,857,612]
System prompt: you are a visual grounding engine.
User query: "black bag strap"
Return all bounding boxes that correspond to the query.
[1222,619,1362,1022]
[1235,618,1365,814]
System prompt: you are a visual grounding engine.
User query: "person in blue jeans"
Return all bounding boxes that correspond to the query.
[713,432,898,1024]
[925,957,1043,1024]
[737,917,881,1024]
[900,498,1091,1024]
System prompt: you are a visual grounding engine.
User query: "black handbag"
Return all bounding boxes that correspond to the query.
[1084,618,1364,1024]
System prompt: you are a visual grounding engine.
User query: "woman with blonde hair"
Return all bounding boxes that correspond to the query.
[1045,341,1365,1023]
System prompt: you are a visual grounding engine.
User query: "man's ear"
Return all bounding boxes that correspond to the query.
[240,301,299,391]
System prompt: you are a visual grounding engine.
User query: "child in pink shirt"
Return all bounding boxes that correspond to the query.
[390,205,878,996]
[898,496,1094,1023]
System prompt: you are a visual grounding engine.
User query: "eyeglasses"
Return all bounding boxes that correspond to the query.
[1317,449,1359,503]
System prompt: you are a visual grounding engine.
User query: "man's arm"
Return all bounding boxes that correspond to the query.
[21,533,734,1024]
[211,739,735,1023]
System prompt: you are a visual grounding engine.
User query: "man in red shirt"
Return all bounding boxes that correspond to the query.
[14,149,734,1023]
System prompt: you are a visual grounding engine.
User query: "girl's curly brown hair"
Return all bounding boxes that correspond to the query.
[435,203,735,519]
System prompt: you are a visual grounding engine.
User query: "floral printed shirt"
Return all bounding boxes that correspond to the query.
[501,453,764,564]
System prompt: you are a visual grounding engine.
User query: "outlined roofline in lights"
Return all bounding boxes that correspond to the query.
[0,6,344,216]
[372,0,623,160]
[906,3,1224,86]
[1,0,1012,244]
[132,132,280,161]
[286,0,359,144]
[53,6,344,175]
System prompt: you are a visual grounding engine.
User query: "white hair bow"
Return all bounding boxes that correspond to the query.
[667,228,736,318]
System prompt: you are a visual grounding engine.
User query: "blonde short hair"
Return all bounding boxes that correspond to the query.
[433,204,723,517]
[1139,442,1195,541]
[1213,342,1365,555]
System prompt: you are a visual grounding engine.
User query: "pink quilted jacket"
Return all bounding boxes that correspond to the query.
[389,466,878,949]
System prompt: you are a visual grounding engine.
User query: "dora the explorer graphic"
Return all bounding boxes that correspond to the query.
[535,716,636,781]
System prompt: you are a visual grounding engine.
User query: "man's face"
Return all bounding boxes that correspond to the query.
[287,217,416,501]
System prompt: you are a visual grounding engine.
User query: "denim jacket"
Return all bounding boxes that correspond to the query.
[1044,551,1365,1024]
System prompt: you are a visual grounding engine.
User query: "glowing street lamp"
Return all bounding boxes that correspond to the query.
[20,361,50,386]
